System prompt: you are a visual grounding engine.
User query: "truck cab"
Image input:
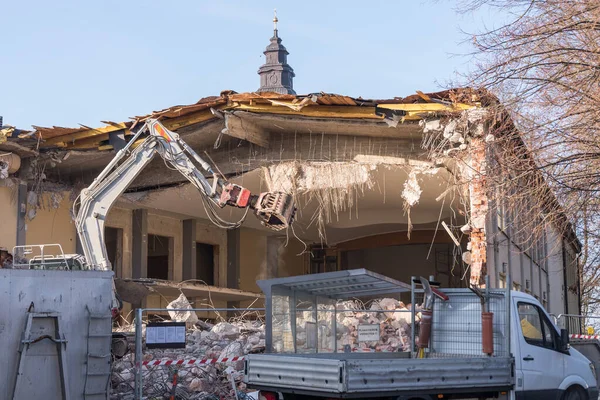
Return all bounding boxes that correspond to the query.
[511,291,598,400]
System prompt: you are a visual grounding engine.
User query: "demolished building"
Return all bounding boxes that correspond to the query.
[0,87,581,319]
[0,20,581,320]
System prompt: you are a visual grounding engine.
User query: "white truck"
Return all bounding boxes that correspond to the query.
[243,269,598,400]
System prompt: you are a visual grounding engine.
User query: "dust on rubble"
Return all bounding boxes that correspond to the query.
[111,297,422,399]
[111,319,265,400]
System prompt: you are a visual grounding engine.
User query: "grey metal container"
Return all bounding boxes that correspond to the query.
[0,269,113,400]
[571,339,600,384]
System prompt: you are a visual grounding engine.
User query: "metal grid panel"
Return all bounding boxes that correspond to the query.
[430,290,508,358]
[260,269,411,299]
[269,292,414,354]
[272,293,294,353]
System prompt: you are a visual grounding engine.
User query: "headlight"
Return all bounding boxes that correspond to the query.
[590,362,597,382]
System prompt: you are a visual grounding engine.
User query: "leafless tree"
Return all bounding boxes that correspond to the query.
[450,0,600,311]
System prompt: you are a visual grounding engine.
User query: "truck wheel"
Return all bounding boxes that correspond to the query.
[563,386,588,400]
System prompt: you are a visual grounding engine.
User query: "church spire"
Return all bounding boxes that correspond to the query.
[257,9,296,95]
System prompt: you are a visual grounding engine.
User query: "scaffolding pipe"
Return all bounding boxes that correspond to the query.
[135,308,143,400]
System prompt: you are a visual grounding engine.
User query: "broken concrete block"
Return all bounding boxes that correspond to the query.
[421,119,442,133]
[247,335,260,346]
[449,132,463,143]
[188,377,204,392]
[462,251,472,265]
[167,293,199,324]
[402,171,422,207]
[211,322,240,339]
[190,329,203,342]
[27,191,37,206]
[471,215,486,229]
[221,341,244,359]
[443,120,458,138]
[0,162,8,179]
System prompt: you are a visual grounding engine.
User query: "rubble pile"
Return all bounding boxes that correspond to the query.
[0,249,32,269]
[273,298,421,353]
[111,320,265,400]
[112,297,422,398]
[339,299,419,352]
[337,299,421,352]
[0,249,13,268]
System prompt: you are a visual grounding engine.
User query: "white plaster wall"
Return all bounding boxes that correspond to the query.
[546,224,566,315]
[532,263,540,299]
[565,244,580,314]
[495,235,510,286]
[26,191,76,254]
[486,210,567,316]
[541,269,549,309]
[0,185,17,251]
[510,244,522,289]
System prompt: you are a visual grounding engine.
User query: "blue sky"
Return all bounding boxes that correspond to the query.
[2,1,498,129]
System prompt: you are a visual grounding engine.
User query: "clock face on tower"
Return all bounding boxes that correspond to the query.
[269,72,279,85]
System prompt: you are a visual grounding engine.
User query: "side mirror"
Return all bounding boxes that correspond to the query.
[561,328,570,351]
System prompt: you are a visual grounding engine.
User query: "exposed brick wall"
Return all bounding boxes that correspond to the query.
[467,137,488,287]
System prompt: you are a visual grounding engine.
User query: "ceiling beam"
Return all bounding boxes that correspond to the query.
[223,113,270,148]
[232,103,382,119]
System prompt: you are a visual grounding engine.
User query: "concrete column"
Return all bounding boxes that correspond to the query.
[182,219,197,281]
[16,182,27,246]
[226,228,240,312]
[132,209,148,279]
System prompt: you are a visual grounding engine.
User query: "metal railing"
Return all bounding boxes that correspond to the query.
[11,243,89,270]
[556,314,600,336]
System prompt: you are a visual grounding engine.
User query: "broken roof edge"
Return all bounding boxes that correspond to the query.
[25,88,482,149]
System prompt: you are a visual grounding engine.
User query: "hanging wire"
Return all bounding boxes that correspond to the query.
[153,134,250,229]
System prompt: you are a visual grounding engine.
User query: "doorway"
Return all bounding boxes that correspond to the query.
[196,242,215,285]
[147,234,172,280]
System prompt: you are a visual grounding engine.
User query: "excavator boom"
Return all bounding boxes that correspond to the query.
[74,119,296,314]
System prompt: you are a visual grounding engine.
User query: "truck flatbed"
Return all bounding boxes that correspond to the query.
[245,353,513,398]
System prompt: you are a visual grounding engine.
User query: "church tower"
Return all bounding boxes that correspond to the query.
[257,10,296,95]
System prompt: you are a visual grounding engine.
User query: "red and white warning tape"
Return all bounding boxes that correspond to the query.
[142,356,244,367]
[570,334,600,340]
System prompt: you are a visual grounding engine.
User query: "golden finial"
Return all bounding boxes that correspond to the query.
[273,9,278,31]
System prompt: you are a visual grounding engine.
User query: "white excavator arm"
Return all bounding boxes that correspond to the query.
[74,119,296,314]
